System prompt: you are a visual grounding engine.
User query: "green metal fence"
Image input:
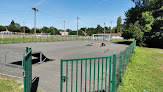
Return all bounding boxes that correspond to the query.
[60,56,112,92]
[23,47,32,92]
[112,40,136,92]
[60,40,136,92]
[0,35,92,44]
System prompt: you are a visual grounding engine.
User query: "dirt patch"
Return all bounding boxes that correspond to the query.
[152,49,163,54]
[158,66,163,71]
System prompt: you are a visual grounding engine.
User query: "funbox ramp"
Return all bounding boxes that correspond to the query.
[4,51,52,68]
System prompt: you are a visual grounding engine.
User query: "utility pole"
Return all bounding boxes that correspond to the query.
[104,23,105,41]
[77,16,78,38]
[64,20,65,32]
[23,22,25,35]
[85,27,86,36]
[110,21,112,40]
[32,8,39,42]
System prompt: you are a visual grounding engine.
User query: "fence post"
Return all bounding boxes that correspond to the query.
[112,54,116,92]
[32,36,33,42]
[119,52,123,85]
[125,47,128,65]
[109,57,112,92]
[23,36,24,43]
[60,59,63,92]
[12,36,14,43]
[47,36,48,42]
[40,36,41,42]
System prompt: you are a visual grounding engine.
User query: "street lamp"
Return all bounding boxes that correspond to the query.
[32,8,39,42]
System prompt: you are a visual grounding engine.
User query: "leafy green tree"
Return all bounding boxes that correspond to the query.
[87,28,96,36]
[111,27,117,33]
[20,26,31,33]
[10,20,15,26]
[78,30,85,36]
[140,11,154,32]
[41,26,49,33]
[117,16,122,33]
[7,25,21,32]
[69,31,77,35]
[0,25,6,31]
[96,25,102,33]
[15,23,21,27]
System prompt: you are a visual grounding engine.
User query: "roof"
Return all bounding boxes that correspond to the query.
[94,33,121,36]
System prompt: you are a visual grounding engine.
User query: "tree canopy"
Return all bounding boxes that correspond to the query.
[122,0,163,48]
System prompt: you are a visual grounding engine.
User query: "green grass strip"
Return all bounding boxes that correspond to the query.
[119,47,163,92]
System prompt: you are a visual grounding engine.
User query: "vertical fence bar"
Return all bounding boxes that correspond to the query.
[71,61,74,92]
[112,55,116,92]
[119,52,123,85]
[97,59,100,91]
[89,59,92,91]
[81,60,83,92]
[76,60,78,92]
[109,57,112,92]
[125,47,128,65]
[105,58,108,92]
[60,59,63,92]
[85,59,87,92]
[29,48,32,91]
[93,59,96,92]
[101,58,104,91]
[66,61,68,92]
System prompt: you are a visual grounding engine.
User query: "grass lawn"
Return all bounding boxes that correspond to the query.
[119,47,163,92]
[0,78,43,92]
[0,78,23,92]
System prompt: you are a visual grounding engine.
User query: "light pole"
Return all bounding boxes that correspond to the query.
[64,20,66,32]
[32,8,39,42]
[104,23,105,41]
[110,21,112,40]
[77,16,78,39]
[23,22,25,35]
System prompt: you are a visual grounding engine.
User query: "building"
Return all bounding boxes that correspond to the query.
[0,28,12,34]
[60,32,69,36]
[92,33,123,41]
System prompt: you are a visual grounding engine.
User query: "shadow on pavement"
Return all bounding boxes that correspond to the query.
[113,41,133,45]
[31,77,39,92]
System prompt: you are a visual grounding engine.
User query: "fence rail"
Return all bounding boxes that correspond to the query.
[60,40,136,92]
[0,34,92,44]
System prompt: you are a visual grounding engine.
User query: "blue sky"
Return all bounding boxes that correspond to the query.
[0,0,135,30]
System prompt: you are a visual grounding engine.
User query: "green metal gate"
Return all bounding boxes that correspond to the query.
[60,40,136,92]
[60,56,112,92]
[23,47,32,92]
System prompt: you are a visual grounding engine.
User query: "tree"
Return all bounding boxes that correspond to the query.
[117,16,122,33]
[15,23,21,27]
[10,20,15,26]
[96,25,103,33]
[140,11,154,32]
[21,26,31,33]
[111,27,117,33]
[122,0,162,48]
[69,31,77,35]
[41,26,49,33]
[87,28,96,36]
[0,25,6,31]
[66,29,72,35]
[7,25,21,32]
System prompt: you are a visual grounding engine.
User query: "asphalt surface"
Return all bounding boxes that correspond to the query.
[0,41,128,92]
